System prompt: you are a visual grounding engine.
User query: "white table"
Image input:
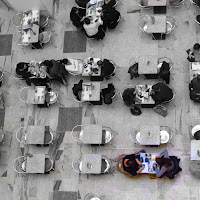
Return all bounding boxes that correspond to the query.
[26,86,46,104]
[135,85,155,105]
[81,154,102,174]
[26,125,45,144]
[22,10,40,44]
[138,55,158,74]
[81,82,101,101]
[82,125,103,144]
[148,0,167,6]
[190,62,200,80]
[139,125,160,145]
[191,140,200,160]
[26,154,45,173]
[145,15,167,34]
[82,58,101,76]
[140,153,158,174]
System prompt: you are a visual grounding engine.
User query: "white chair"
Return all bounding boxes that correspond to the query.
[101,156,112,174]
[166,16,176,38]
[39,31,57,48]
[19,87,29,104]
[169,0,186,10]
[16,127,27,144]
[102,126,114,144]
[130,131,140,144]
[13,156,27,173]
[66,59,83,76]
[160,126,172,143]
[84,193,101,200]
[72,156,82,173]
[71,125,83,143]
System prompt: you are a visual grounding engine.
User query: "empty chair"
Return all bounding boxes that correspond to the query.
[102,126,114,144]
[71,125,83,143]
[84,193,101,200]
[166,16,176,36]
[16,127,26,144]
[101,156,111,174]
[43,127,54,145]
[72,156,82,173]
[130,131,140,144]
[192,125,200,140]
[13,156,27,173]
[44,157,54,173]
[138,15,152,37]
[39,31,56,48]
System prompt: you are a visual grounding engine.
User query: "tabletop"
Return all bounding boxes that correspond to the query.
[191,140,200,160]
[26,86,46,104]
[138,55,158,74]
[26,125,45,144]
[22,10,40,44]
[81,82,101,101]
[26,154,45,173]
[135,85,155,105]
[81,154,102,174]
[148,0,167,6]
[82,125,103,144]
[82,58,101,76]
[139,125,160,145]
[145,15,167,33]
[190,62,200,80]
[140,153,158,174]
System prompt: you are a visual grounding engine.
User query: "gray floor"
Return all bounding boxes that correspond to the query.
[0,0,199,200]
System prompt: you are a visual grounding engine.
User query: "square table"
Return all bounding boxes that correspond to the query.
[191,140,200,160]
[135,85,155,106]
[26,154,45,173]
[82,125,103,144]
[140,153,159,174]
[81,82,101,101]
[22,10,40,44]
[82,58,101,76]
[81,154,102,174]
[148,0,167,6]
[138,55,158,74]
[190,62,200,80]
[139,125,160,145]
[146,15,166,34]
[26,86,46,104]
[26,125,45,144]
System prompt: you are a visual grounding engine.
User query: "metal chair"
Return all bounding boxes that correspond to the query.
[13,156,27,173]
[12,12,23,28]
[136,0,149,8]
[16,127,26,144]
[44,157,54,173]
[166,16,176,38]
[48,91,63,106]
[19,87,29,104]
[40,15,50,29]
[66,59,83,76]
[11,66,25,88]
[169,0,186,8]
[160,126,172,143]
[39,31,57,48]
[44,130,54,145]
[72,156,83,173]
[84,193,101,200]
[102,126,114,144]
[101,155,112,174]
[157,57,173,72]
[72,93,82,103]
[191,125,200,139]
[162,87,176,104]
[71,125,83,144]
[130,131,140,144]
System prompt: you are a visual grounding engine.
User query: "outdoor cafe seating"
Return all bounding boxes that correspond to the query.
[71,124,115,145]
[13,154,54,174]
[16,125,54,146]
[130,125,172,146]
[84,193,102,200]
[72,154,112,174]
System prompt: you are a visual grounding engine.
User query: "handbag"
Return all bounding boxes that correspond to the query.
[130,106,142,116]
[153,104,168,117]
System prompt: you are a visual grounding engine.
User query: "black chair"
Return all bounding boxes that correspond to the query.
[161,156,182,179]
[101,84,116,105]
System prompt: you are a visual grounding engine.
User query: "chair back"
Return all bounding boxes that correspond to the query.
[72,156,82,173]
[138,15,150,32]
[136,0,149,8]
[19,87,29,104]
[16,127,26,144]
[49,91,58,104]
[44,130,54,145]
[40,31,51,43]
[44,157,54,172]
[13,156,26,173]
[102,126,113,144]
[130,131,140,144]
[160,126,172,143]
[162,87,175,104]
[101,158,111,173]
[191,125,200,138]
[166,16,176,34]
[71,125,83,143]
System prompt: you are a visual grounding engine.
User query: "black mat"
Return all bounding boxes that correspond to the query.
[0,109,5,127]
[53,191,77,200]
[0,34,13,56]
[57,107,82,131]
[63,31,86,53]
